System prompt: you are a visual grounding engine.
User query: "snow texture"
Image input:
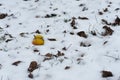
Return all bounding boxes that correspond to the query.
[0,0,120,80]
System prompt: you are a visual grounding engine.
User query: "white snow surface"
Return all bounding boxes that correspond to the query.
[0,0,120,80]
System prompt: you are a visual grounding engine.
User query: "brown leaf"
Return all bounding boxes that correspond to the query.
[19,32,29,37]
[33,49,39,52]
[45,14,57,18]
[70,18,76,27]
[56,51,64,57]
[103,41,108,45]
[78,16,89,20]
[112,16,120,26]
[98,11,103,15]
[28,73,34,78]
[62,47,67,51]
[46,29,49,33]
[103,8,108,12]
[48,38,56,41]
[4,33,13,38]
[0,64,2,69]
[35,30,41,34]
[90,31,97,36]
[28,61,38,72]
[35,0,39,2]
[101,70,113,78]
[70,32,74,35]
[43,57,52,62]
[45,53,53,58]
[80,42,91,47]
[102,26,114,36]
[0,13,8,19]
[5,39,13,43]
[65,66,70,70]
[115,8,120,11]
[79,4,85,7]
[101,19,111,25]
[0,4,2,6]
[82,7,88,11]
[77,31,87,38]
[102,16,120,26]
[12,61,22,66]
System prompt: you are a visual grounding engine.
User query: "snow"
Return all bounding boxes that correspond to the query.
[0,0,120,80]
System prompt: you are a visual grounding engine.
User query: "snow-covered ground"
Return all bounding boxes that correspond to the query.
[0,0,120,80]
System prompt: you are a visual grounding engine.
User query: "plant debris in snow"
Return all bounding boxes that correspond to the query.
[70,17,77,29]
[0,0,120,80]
[102,26,114,36]
[55,51,64,57]
[78,16,89,20]
[112,16,120,26]
[77,31,88,38]
[48,38,56,41]
[12,61,22,66]
[101,70,113,78]
[0,64,2,69]
[64,66,70,70]
[102,16,120,26]
[28,73,34,78]
[0,13,8,19]
[80,42,91,47]
[45,14,57,18]
[28,61,39,72]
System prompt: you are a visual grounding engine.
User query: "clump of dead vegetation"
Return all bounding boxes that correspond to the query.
[28,61,39,79]
[102,26,114,36]
[102,16,120,26]
[101,70,113,78]
[80,42,91,47]
[45,13,57,18]
[0,13,8,19]
[43,51,65,62]
[70,17,77,29]
[12,61,22,66]
[77,31,88,38]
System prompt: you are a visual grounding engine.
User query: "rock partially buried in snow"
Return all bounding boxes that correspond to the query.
[32,34,44,45]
